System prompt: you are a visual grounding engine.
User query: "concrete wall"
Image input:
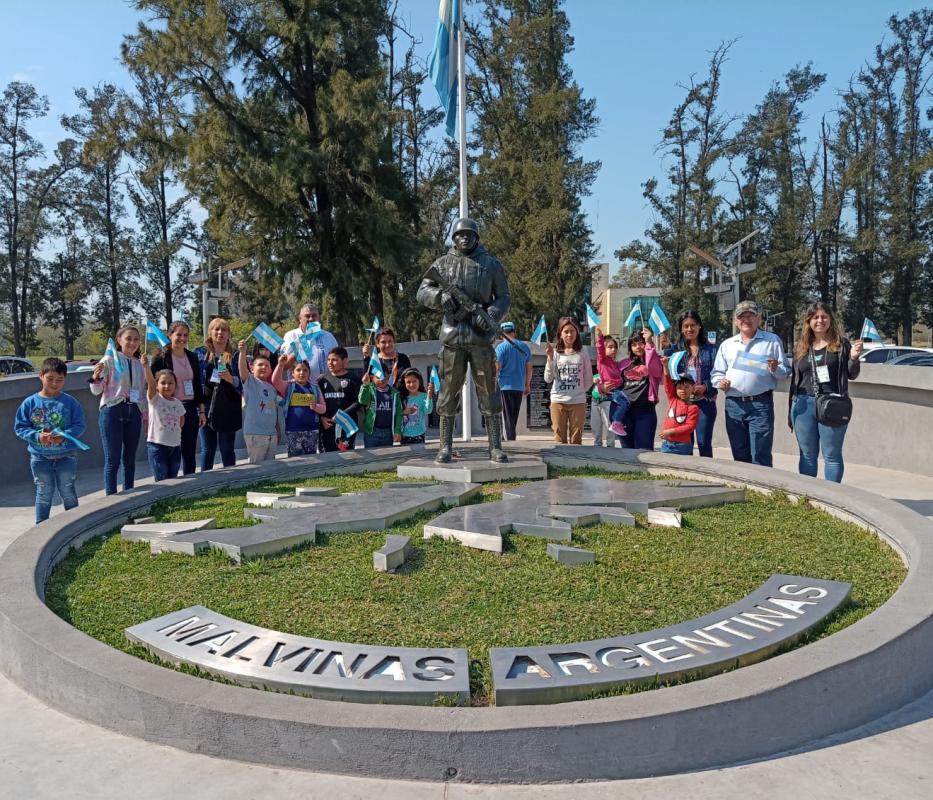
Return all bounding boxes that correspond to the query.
[2,343,931,484]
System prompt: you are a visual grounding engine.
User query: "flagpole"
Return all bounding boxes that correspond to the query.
[457,0,468,218]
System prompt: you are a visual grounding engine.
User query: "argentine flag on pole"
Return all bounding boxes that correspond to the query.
[105,337,125,377]
[584,303,601,330]
[860,318,882,342]
[648,303,671,336]
[368,353,386,381]
[333,408,360,439]
[667,350,687,381]
[624,302,642,330]
[429,0,461,138]
[365,315,381,335]
[145,320,170,348]
[429,365,442,394]
[530,315,548,345]
[250,322,284,353]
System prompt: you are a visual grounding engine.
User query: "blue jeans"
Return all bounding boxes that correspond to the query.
[99,402,142,494]
[620,405,657,450]
[693,399,718,458]
[30,454,78,523]
[609,391,630,425]
[364,427,395,448]
[199,426,237,470]
[661,440,693,455]
[791,394,848,483]
[725,395,774,467]
[148,442,181,481]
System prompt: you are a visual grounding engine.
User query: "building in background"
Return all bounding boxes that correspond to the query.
[592,286,664,338]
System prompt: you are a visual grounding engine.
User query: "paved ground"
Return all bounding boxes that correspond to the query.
[1,437,932,799]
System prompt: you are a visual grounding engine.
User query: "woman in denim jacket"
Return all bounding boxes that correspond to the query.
[663,310,719,457]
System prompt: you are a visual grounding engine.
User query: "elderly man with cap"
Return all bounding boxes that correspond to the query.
[494,320,532,441]
[417,217,511,463]
[711,300,790,467]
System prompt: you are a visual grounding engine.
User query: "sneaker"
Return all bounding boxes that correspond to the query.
[609,421,627,436]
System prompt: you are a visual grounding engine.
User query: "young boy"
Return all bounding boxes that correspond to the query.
[238,339,281,464]
[358,370,403,448]
[659,372,700,455]
[318,347,362,452]
[14,358,87,523]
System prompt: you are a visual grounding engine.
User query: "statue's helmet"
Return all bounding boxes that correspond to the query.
[451,217,480,254]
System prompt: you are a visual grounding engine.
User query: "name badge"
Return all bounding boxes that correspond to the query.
[183,379,194,396]
[129,389,140,404]
[816,365,831,384]
[210,370,221,384]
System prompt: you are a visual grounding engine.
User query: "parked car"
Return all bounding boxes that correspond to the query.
[887,352,933,367]
[0,356,35,376]
[859,345,933,364]
[66,359,98,373]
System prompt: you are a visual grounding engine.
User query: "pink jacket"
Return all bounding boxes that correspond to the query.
[616,343,663,404]
[596,333,625,390]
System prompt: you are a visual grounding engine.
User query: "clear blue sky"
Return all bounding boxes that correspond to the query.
[1,0,926,275]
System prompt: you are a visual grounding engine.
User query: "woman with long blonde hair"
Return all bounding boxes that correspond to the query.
[787,302,863,482]
[195,318,243,469]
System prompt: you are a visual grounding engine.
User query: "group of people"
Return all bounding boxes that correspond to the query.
[13,296,862,525]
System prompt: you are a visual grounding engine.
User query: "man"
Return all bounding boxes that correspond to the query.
[281,303,339,381]
[417,217,510,463]
[495,321,532,441]
[710,300,790,467]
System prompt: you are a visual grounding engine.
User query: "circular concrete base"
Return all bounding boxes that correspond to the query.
[397,452,547,482]
[1,444,932,782]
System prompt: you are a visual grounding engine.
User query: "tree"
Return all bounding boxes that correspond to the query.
[42,211,91,361]
[0,81,79,355]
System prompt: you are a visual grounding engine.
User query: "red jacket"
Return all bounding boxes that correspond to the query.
[662,374,700,443]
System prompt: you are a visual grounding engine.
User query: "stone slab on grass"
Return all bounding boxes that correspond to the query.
[398,455,547,484]
[294,486,339,497]
[373,535,414,572]
[647,507,683,527]
[546,543,595,566]
[540,505,636,526]
[121,518,215,542]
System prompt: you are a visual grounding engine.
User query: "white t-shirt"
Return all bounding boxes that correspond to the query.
[281,325,339,381]
[147,394,186,447]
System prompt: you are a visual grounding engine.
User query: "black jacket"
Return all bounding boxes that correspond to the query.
[150,348,206,407]
[788,338,860,429]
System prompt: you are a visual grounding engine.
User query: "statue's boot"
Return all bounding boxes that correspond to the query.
[485,414,509,463]
[436,415,455,463]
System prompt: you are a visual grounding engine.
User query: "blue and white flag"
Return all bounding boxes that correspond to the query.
[428,0,461,138]
[304,321,322,338]
[530,315,548,345]
[250,322,284,353]
[584,303,601,330]
[732,350,771,375]
[105,337,125,377]
[290,333,320,364]
[51,427,91,451]
[368,353,386,381]
[648,303,671,336]
[860,318,882,342]
[624,302,642,329]
[667,350,687,381]
[145,320,170,348]
[429,365,441,394]
[707,330,717,345]
[333,408,359,439]
[365,315,381,335]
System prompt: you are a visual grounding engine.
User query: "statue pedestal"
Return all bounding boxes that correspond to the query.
[398,452,547,483]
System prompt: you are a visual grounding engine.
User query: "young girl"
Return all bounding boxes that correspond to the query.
[595,328,629,437]
[89,324,146,494]
[659,372,700,455]
[238,339,281,464]
[544,317,593,444]
[141,355,185,481]
[617,327,663,450]
[398,367,434,445]
[272,352,327,456]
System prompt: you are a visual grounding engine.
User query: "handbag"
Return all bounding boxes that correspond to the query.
[808,348,852,427]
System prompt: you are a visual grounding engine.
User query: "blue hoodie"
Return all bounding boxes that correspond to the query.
[15,392,86,457]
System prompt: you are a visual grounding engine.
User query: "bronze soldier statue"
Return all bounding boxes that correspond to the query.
[417,218,510,463]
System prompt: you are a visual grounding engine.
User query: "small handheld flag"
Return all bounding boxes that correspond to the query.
[250,323,285,353]
[648,303,671,336]
[368,353,386,381]
[860,318,882,342]
[105,338,125,377]
[429,365,441,394]
[365,316,381,334]
[304,321,322,338]
[530,315,548,345]
[732,350,771,375]
[624,302,642,330]
[51,427,91,451]
[707,331,717,345]
[585,303,601,330]
[333,408,359,439]
[145,321,170,348]
[667,350,687,381]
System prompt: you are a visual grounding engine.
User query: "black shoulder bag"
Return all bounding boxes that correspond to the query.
[809,347,852,427]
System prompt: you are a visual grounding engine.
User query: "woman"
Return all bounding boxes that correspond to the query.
[788,302,862,482]
[196,318,243,470]
[663,310,719,457]
[361,327,410,386]
[618,328,663,450]
[89,324,146,493]
[150,320,206,475]
[543,317,592,444]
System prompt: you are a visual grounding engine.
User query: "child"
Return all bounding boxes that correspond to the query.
[618,328,664,450]
[589,373,615,447]
[15,358,87,523]
[271,352,327,457]
[358,370,403,448]
[595,328,629,437]
[398,367,434,445]
[318,347,362,452]
[238,339,281,464]
[141,354,185,481]
[659,371,700,455]
[543,317,593,444]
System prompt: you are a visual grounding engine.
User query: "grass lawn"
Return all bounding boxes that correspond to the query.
[45,467,905,704]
